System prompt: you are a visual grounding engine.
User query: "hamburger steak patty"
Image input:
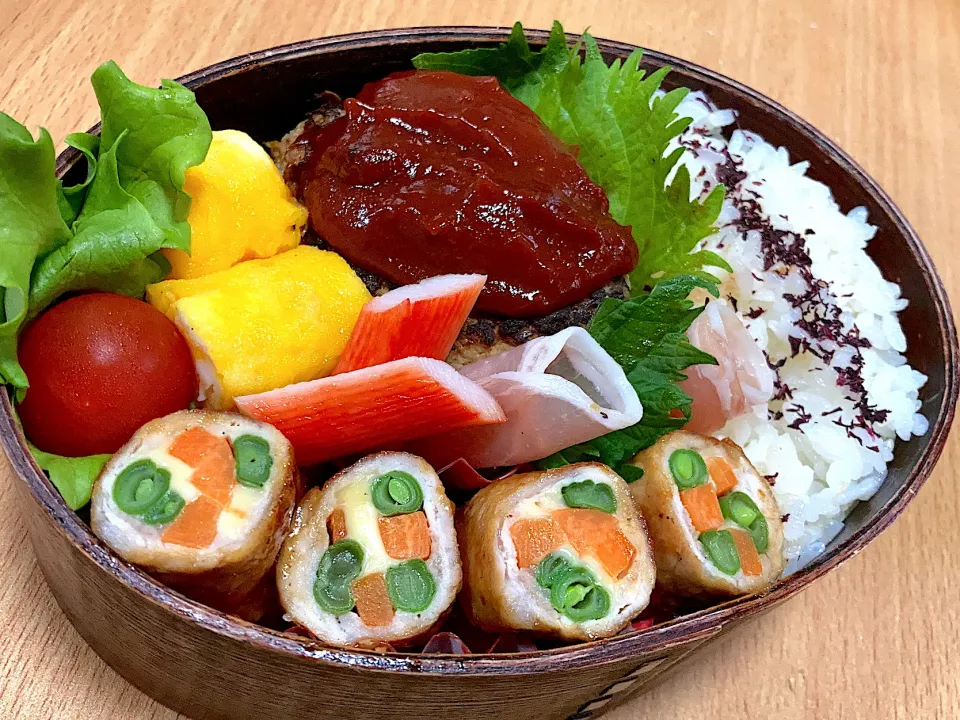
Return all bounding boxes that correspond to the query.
[269,102,631,368]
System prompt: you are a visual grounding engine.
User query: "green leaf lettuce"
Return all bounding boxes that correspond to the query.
[0,116,72,388]
[29,444,110,511]
[0,61,210,390]
[29,61,210,313]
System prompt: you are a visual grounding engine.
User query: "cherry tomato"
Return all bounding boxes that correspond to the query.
[18,293,198,456]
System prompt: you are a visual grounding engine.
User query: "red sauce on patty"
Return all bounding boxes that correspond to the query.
[296,70,636,317]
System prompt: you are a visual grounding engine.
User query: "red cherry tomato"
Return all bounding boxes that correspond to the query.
[18,293,198,456]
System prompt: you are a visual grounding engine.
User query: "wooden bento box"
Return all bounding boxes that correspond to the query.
[1,27,956,720]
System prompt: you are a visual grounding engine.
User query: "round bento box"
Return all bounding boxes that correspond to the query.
[2,27,956,720]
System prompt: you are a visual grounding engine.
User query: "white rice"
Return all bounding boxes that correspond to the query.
[668,92,929,572]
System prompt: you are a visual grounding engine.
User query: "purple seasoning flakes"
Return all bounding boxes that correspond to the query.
[689,142,889,442]
[785,404,812,430]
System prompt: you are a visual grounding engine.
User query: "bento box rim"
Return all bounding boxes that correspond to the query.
[2,25,956,676]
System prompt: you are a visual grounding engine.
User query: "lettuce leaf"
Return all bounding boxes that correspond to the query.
[30,131,173,310]
[412,23,729,293]
[29,61,210,314]
[0,62,210,510]
[29,444,110,511]
[0,115,72,389]
[9,407,109,511]
[56,133,100,226]
[539,275,718,478]
[94,61,209,253]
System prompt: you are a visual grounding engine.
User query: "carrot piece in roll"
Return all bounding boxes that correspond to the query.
[235,357,505,466]
[627,431,785,599]
[91,410,300,621]
[509,517,566,569]
[333,274,485,374]
[552,509,636,580]
[458,463,656,642]
[277,452,461,647]
[352,572,395,627]
[327,508,348,542]
[161,495,222,549]
[168,427,236,506]
[378,512,432,560]
[679,483,724,533]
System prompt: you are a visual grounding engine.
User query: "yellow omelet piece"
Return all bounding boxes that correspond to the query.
[146,246,371,409]
[163,130,308,280]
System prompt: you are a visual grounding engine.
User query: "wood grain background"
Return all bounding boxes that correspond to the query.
[1,0,957,718]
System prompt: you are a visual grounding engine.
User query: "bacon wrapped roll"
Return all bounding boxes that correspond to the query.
[458,463,656,642]
[91,410,299,620]
[627,431,785,598]
[277,452,461,647]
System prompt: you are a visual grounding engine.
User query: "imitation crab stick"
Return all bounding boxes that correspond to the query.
[352,572,396,627]
[333,274,486,374]
[235,357,505,466]
[379,512,432,560]
[509,517,566,569]
[679,483,724,533]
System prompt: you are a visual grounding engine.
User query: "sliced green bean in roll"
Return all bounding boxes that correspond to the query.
[627,431,785,598]
[458,463,656,642]
[277,452,461,647]
[91,410,299,620]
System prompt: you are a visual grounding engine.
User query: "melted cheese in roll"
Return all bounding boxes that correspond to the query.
[277,452,461,648]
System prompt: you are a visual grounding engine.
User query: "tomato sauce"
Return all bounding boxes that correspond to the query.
[296,71,637,317]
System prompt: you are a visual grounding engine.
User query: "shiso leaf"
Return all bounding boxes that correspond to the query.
[412,22,730,292]
[539,275,719,479]
[413,21,570,109]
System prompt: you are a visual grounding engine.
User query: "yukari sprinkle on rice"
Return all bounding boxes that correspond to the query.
[669,92,929,571]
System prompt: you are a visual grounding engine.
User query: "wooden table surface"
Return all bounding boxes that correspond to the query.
[1,0,957,718]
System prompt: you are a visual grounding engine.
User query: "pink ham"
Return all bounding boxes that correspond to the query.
[680,299,775,434]
[333,274,486,374]
[409,328,642,468]
[235,357,505,466]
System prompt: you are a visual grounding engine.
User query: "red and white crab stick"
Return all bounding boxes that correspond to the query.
[333,274,486,374]
[235,357,505,466]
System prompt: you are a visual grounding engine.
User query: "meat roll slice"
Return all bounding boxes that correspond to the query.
[91,410,299,620]
[458,463,656,642]
[627,431,785,598]
[277,452,461,647]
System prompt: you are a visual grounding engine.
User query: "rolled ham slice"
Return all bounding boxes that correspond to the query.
[680,299,775,434]
[411,327,642,468]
